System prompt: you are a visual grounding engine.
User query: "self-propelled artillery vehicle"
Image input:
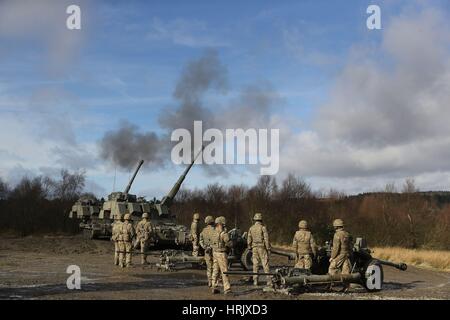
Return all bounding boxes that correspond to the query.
[70,160,146,239]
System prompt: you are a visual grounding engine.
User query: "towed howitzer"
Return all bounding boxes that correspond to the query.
[224,267,364,293]
[157,227,250,271]
[226,237,407,293]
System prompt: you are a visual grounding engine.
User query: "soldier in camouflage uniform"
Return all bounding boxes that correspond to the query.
[119,213,135,268]
[292,220,317,270]
[199,215,215,287]
[211,216,231,295]
[191,213,201,256]
[328,218,353,291]
[111,213,123,266]
[247,213,272,286]
[134,212,153,265]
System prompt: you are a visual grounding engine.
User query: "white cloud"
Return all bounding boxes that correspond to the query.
[280,6,450,192]
[147,17,229,47]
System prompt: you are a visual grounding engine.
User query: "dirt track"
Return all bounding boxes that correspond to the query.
[0,236,448,300]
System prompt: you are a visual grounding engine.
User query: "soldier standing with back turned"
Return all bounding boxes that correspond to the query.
[211,216,231,295]
[247,213,272,287]
[199,215,215,287]
[111,214,123,266]
[328,218,353,291]
[191,213,201,256]
[135,212,153,265]
[119,213,135,268]
[292,220,317,271]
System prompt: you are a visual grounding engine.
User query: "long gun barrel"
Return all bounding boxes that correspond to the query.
[271,248,296,260]
[124,160,144,194]
[160,146,204,207]
[374,259,407,271]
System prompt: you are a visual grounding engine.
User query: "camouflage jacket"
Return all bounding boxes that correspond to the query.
[292,230,317,256]
[247,222,270,250]
[120,221,135,242]
[136,219,153,241]
[199,225,215,251]
[190,221,200,241]
[211,228,230,253]
[331,229,352,259]
[111,221,123,242]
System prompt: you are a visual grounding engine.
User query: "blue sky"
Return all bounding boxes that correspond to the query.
[1,0,450,197]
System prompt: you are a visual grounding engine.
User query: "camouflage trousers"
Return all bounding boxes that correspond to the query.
[118,241,133,267]
[134,238,149,264]
[192,238,199,257]
[204,252,214,287]
[251,247,271,285]
[295,254,313,270]
[114,241,120,266]
[328,254,351,275]
[212,251,231,293]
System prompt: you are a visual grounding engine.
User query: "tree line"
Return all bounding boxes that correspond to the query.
[0,171,448,250]
[173,175,450,250]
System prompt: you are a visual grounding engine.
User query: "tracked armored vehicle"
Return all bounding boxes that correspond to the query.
[142,147,204,248]
[69,148,203,248]
[70,160,146,239]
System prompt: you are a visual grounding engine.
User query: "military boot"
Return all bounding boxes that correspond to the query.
[211,288,220,294]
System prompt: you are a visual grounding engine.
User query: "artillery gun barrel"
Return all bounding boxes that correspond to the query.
[283,273,361,286]
[124,160,144,194]
[224,271,276,276]
[271,248,296,260]
[161,146,204,207]
[165,255,205,264]
[374,259,407,271]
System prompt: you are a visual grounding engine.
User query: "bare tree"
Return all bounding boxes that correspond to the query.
[253,176,277,201]
[0,177,9,200]
[279,173,311,200]
[384,182,397,193]
[402,178,418,194]
[46,170,86,200]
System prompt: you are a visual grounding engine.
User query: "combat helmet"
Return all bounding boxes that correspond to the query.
[298,220,308,229]
[204,215,214,225]
[142,212,149,219]
[193,212,200,220]
[215,216,226,225]
[333,218,344,228]
[114,213,123,220]
[124,213,132,221]
[253,213,263,221]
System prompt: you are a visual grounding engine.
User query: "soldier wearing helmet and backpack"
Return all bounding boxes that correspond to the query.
[111,213,123,266]
[292,220,317,271]
[119,213,135,268]
[328,218,353,291]
[247,213,272,287]
[199,215,215,287]
[135,212,153,265]
[211,216,232,295]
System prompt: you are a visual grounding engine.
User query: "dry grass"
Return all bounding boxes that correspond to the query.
[371,247,450,272]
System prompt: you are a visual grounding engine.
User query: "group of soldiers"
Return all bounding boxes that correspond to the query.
[191,213,353,295]
[111,212,153,268]
[190,213,232,294]
[110,211,353,295]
